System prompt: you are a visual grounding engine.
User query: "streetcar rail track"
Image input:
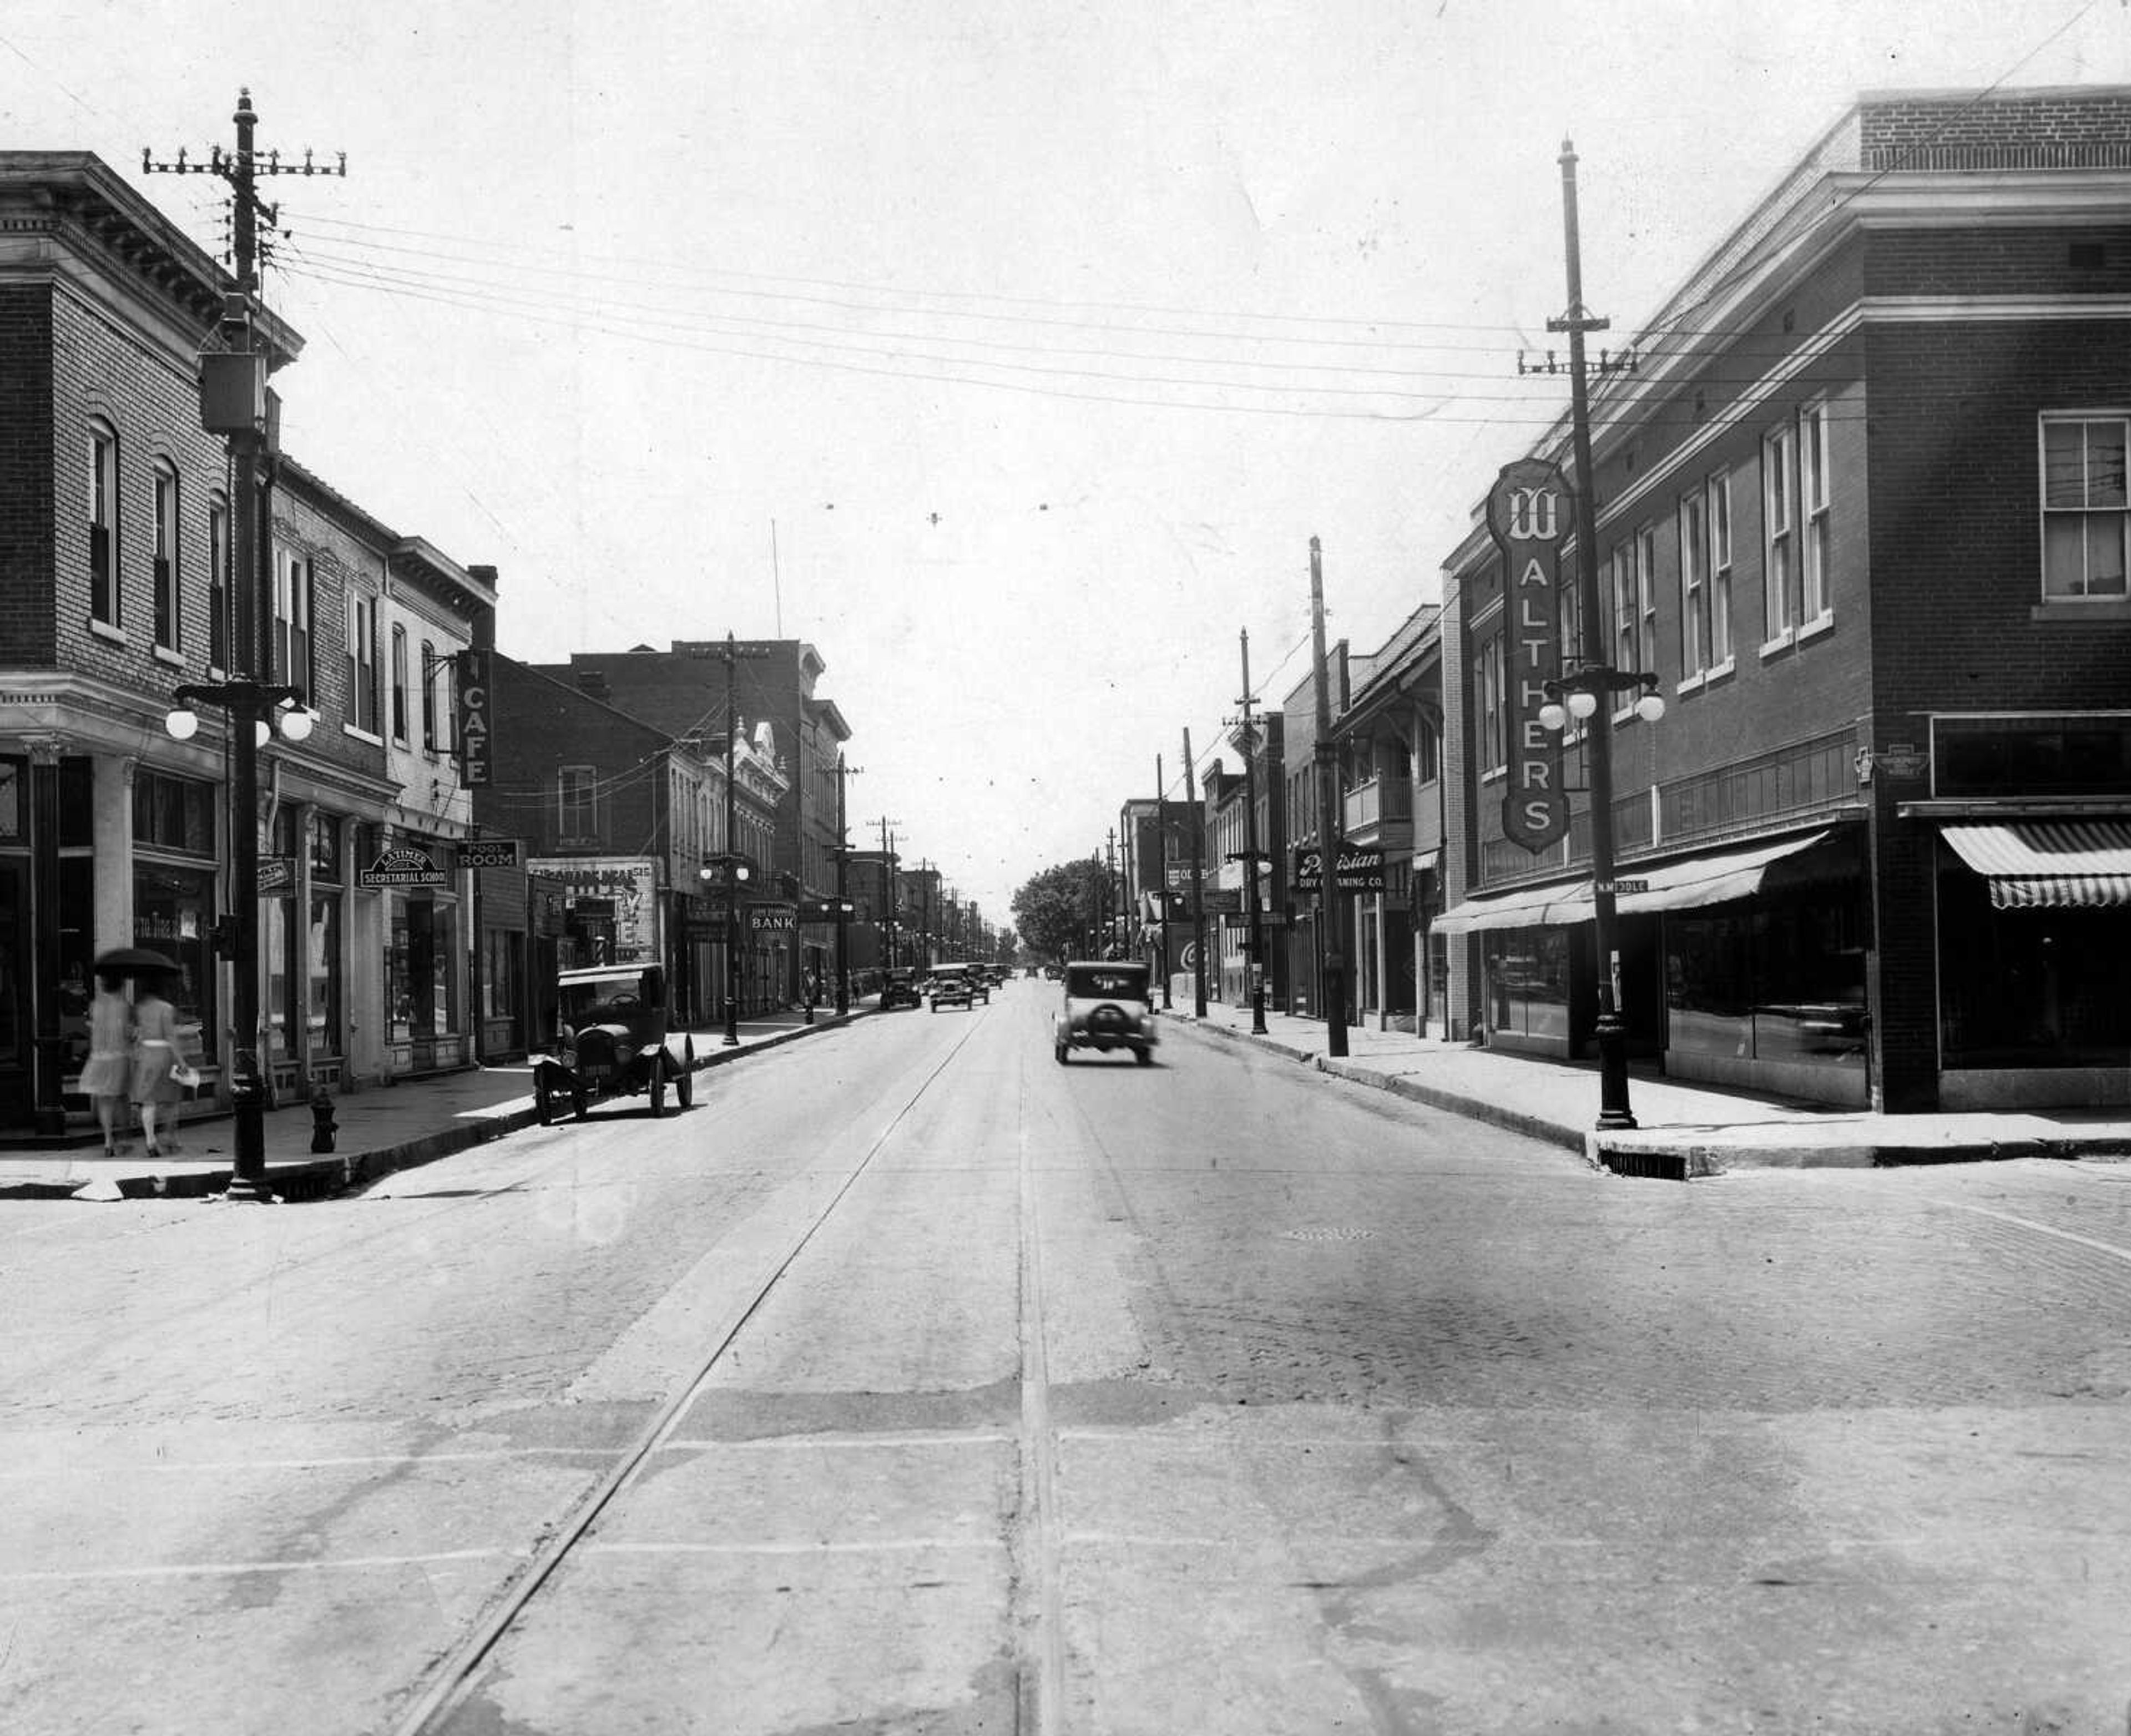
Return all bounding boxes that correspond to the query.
[385,1017,984,1736]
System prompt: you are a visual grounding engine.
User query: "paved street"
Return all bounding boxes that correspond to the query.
[3,978,2129,1734]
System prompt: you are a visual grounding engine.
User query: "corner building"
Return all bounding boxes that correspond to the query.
[1438,86,2131,1112]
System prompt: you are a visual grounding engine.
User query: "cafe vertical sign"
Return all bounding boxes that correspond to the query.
[1487,458,1569,853]
[455,648,492,786]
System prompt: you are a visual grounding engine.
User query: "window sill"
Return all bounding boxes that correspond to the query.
[1759,629,1796,659]
[1704,657,1736,686]
[151,644,186,668]
[1675,672,1706,698]
[342,723,384,746]
[1797,611,1836,643]
[87,619,127,646]
[1479,767,1506,787]
[2032,598,2131,623]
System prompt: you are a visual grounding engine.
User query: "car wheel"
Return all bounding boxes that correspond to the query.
[570,1081,589,1121]
[1054,1042,1068,1065]
[648,1055,667,1118]
[676,1039,695,1109]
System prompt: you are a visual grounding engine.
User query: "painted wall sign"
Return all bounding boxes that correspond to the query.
[1487,457,1572,854]
[1291,845,1388,894]
[527,856,660,960]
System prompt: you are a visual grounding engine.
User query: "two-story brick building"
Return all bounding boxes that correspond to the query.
[1437,85,2131,1112]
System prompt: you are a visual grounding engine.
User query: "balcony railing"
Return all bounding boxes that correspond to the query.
[1344,776,1413,834]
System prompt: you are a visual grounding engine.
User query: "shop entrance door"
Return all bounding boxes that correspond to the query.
[0,860,26,1125]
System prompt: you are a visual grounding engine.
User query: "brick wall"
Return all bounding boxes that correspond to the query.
[1859,91,2131,169]
[0,285,54,661]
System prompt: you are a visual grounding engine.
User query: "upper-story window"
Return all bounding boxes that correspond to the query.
[347,591,380,734]
[271,545,313,697]
[2041,415,2129,601]
[152,465,180,652]
[1474,635,1505,777]
[558,765,599,844]
[1763,420,1797,644]
[1799,400,1831,624]
[89,422,119,628]
[1678,478,1740,680]
[420,639,438,751]
[208,496,229,670]
[390,625,409,744]
[1610,529,1658,710]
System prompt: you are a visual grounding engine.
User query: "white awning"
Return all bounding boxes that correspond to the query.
[1433,878,1592,935]
[1613,829,1836,916]
[1434,829,1841,935]
[1941,820,2131,909]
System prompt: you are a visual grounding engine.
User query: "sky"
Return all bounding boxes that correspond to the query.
[5,1,2128,923]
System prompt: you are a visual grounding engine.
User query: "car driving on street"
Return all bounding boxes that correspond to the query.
[1052,959,1157,1064]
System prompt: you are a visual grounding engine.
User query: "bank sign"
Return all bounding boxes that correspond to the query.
[1487,458,1570,854]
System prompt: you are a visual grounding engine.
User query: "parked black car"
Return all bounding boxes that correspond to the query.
[533,963,696,1122]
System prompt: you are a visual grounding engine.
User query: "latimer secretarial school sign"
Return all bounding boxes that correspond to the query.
[1487,457,1571,854]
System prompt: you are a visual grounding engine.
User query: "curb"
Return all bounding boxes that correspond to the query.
[14,1009,868,1204]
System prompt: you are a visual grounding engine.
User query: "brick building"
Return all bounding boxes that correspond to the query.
[530,642,852,1005]
[474,653,784,1030]
[1437,85,2131,1112]
[0,151,498,1129]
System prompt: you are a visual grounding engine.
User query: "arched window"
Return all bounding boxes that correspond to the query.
[88,420,119,627]
[152,461,180,652]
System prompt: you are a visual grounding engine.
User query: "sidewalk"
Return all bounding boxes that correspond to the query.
[0,1005,868,1204]
[1167,998,2131,1178]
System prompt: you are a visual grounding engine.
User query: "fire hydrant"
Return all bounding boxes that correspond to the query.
[309,1086,339,1153]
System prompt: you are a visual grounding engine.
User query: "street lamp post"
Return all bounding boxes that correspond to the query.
[164,682,312,1199]
[1544,138,1664,1129]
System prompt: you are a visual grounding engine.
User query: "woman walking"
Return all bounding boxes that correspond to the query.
[128,974,185,1159]
[79,970,133,1157]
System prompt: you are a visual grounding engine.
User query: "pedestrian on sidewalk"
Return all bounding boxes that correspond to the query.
[79,969,133,1157]
[127,974,185,1160]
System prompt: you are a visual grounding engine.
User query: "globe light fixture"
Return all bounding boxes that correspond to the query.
[1537,699,1568,733]
[1635,691,1667,724]
[1566,687,1600,722]
[280,704,316,743]
[165,706,200,741]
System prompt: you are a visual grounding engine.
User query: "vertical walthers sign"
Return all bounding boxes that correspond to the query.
[455,648,492,786]
[1487,458,1570,853]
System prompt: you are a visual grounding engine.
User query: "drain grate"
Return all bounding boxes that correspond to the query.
[1282,1225,1378,1242]
[1598,1148,1690,1182]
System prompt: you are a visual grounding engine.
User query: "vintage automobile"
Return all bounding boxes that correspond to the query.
[880,968,923,1011]
[1053,960,1158,1064]
[928,962,991,1012]
[533,962,696,1123]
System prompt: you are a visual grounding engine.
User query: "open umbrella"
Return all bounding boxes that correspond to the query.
[93,946,178,976]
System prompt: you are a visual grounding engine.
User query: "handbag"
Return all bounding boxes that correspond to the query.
[170,1059,203,1089]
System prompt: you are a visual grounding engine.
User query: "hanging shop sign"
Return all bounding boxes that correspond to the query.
[358,846,447,889]
[459,837,523,870]
[748,904,797,938]
[257,855,297,895]
[1488,457,1571,854]
[455,648,492,786]
[1291,845,1387,894]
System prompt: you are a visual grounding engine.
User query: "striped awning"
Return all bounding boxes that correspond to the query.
[1941,820,2131,910]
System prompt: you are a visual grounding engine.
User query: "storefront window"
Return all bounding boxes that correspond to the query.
[264,895,297,1059]
[134,771,214,855]
[1938,849,2129,1068]
[1484,927,1571,1042]
[134,864,214,1037]
[391,899,459,1043]
[309,895,341,1058]
[1667,896,1866,1064]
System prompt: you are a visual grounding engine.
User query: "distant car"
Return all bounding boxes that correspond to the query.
[880,969,922,1011]
[1053,960,1157,1065]
[532,962,695,1123]
[928,963,989,1011]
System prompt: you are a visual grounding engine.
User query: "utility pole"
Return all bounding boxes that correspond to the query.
[145,92,342,1199]
[698,633,771,1046]
[1309,536,1349,1058]
[1550,140,1636,1130]
[878,818,902,973]
[1105,827,1118,957]
[1233,630,1268,1034]
[832,755,861,1015]
[1155,753,1171,1010]
[1183,728,1207,1017]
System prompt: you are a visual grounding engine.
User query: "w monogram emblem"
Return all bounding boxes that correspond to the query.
[1504,487,1560,541]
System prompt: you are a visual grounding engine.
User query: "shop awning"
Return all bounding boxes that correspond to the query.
[1433,878,1592,935]
[1941,819,2131,909]
[1433,829,1842,935]
[1613,829,1836,916]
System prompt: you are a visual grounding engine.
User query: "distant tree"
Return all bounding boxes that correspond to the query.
[1010,857,1109,961]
